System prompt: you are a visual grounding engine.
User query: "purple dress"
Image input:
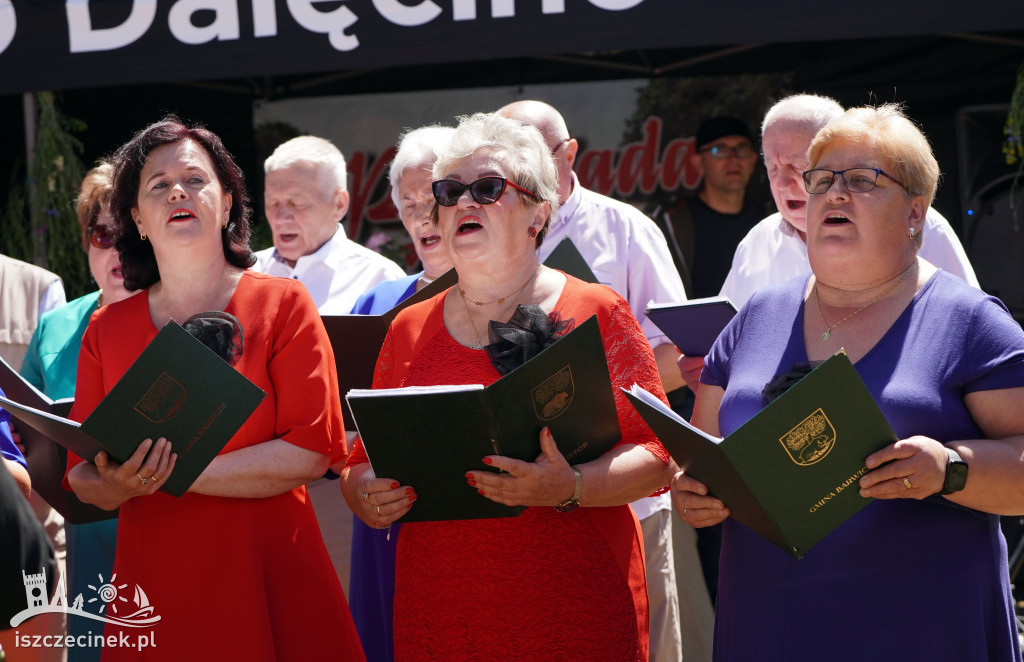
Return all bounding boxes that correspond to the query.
[701,271,1024,662]
[349,273,419,662]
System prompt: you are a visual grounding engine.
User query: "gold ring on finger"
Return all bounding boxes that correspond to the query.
[138,473,148,486]
[903,476,912,489]
[376,505,381,516]
[362,492,371,501]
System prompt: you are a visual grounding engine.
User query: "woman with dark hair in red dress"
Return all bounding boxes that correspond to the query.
[65,118,364,662]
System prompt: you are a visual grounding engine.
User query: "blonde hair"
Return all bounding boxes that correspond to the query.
[807,104,939,206]
[432,113,559,245]
[75,161,114,251]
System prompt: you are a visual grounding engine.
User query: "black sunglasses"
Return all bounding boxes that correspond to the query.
[88,224,116,250]
[432,176,537,207]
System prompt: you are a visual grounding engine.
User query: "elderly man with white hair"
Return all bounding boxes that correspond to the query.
[255,135,406,313]
[254,135,405,596]
[720,93,978,307]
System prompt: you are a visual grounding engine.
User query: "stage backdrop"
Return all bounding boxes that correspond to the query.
[2,1,1022,95]
[252,76,782,265]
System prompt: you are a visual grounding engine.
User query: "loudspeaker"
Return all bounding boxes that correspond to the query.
[956,104,1024,324]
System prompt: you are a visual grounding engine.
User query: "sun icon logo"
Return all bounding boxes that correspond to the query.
[88,574,129,614]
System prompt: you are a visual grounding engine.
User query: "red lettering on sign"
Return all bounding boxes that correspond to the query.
[346,146,398,238]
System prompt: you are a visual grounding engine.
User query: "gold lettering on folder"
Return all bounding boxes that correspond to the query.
[779,408,836,466]
[532,366,574,421]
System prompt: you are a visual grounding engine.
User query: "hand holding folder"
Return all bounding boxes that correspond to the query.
[0,321,266,505]
[625,351,897,557]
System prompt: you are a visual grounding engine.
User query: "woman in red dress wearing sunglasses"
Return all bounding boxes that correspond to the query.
[341,112,672,661]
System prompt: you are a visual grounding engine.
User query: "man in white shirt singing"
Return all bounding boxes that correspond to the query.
[253,135,405,595]
[255,135,406,313]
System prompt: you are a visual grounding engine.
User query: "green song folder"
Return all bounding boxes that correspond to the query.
[624,351,897,557]
[543,237,599,283]
[346,315,621,522]
[321,267,458,430]
[0,321,266,498]
[0,356,113,523]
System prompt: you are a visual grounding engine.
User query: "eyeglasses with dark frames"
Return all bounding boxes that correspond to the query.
[432,176,538,207]
[698,144,756,160]
[802,167,904,195]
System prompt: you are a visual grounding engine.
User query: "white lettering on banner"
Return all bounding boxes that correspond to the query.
[66,0,157,53]
[168,0,240,45]
[492,0,514,18]
[452,0,476,21]
[588,0,645,9]
[252,0,277,37]
[0,0,15,55]
[373,0,441,27]
[54,0,648,56]
[286,0,358,51]
[452,0,580,20]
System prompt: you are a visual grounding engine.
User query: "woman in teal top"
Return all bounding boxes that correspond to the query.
[21,161,133,662]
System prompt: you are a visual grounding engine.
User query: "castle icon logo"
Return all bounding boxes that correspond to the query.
[10,567,161,629]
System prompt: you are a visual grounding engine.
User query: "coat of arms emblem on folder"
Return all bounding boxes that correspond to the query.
[134,372,186,424]
[779,408,836,466]
[532,366,574,421]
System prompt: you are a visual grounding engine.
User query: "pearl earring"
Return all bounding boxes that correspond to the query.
[908,227,916,238]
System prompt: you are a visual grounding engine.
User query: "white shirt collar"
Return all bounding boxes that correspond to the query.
[550,172,582,233]
[269,225,350,275]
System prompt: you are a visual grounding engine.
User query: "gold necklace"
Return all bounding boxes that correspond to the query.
[458,266,541,349]
[460,293,486,350]
[458,266,540,306]
[814,261,916,341]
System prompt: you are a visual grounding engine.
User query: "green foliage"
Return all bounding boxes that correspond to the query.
[1,92,89,298]
[1003,61,1024,223]
[623,72,793,149]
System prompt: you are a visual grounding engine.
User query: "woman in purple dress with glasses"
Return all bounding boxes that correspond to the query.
[673,104,1024,661]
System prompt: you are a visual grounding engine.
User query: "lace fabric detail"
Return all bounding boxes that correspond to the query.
[605,298,672,468]
[351,286,664,660]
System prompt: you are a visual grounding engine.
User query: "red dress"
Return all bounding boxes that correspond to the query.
[346,276,670,661]
[66,271,365,662]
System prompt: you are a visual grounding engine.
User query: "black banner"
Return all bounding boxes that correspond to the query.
[0,0,1022,95]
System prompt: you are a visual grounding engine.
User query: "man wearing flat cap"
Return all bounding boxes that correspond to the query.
[659,116,764,298]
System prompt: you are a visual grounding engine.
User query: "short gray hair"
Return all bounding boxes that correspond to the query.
[433,112,559,239]
[389,125,455,209]
[762,94,844,137]
[264,135,348,193]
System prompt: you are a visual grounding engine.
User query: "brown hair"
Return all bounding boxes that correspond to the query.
[110,116,255,291]
[75,161,114,251]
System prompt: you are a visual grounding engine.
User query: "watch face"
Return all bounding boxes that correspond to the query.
[946,462,968,492]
